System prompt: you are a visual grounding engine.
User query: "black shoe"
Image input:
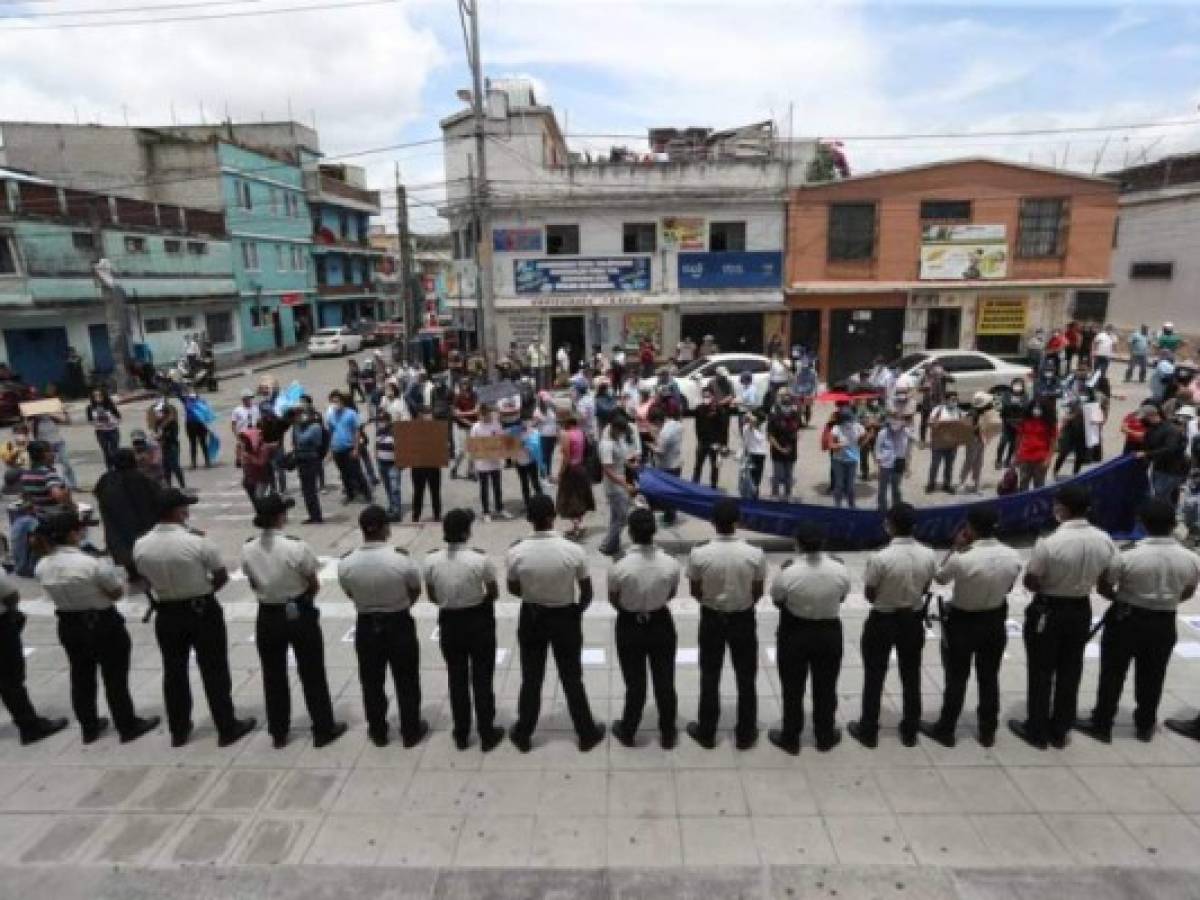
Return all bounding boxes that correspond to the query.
[368,727,389,748]
[313,722,348,749]
[508,725,532,754]
[1049,732,1070,750]
[402,720,430,749]
[1136,725,1155,743]
[480,726,505,753]
[847,721,877,749]
[768,728,799,756]
[816,728,842,753]
[686,721,716,750]
[453,733,470,751]
[272,733,289,750]
[1165,717,1200,741]
[218,717,257,748]
[918,720,955,749]
[942,484,956,495]
[924,484,936,495]
[899,727,918,748]
[579,723,606,753]
[171,721,195,748]
[119,716,160,744]
[19,716,68,746]
[1007,718,1047,750]
[660,729,678,750]
[735,729,759,751]
[1073,718,1111,744]
[81,717,110,745]
[300,518,323,525]
[610,721,637,748]
[978,728,996,749]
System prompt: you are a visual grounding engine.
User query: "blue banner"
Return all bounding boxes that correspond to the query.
[677,251,783,290]
[637,455,1147,550]
[493,227,543,253]
[515,258,651,294]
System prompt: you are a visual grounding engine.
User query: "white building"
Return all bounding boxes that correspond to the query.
[439,80,817,370]
[1108,152,1200,343]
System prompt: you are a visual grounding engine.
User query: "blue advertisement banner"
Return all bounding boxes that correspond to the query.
[493,227,543,253]
[677,251,783,290]
[514,257,651,294]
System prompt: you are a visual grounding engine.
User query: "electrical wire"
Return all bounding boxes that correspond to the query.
[0,0,397,29]
[0,0,269,19]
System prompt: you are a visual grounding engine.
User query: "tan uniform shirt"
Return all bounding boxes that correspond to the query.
[769,553,850,620]
[864,537,937,612]
[1105,537,1200,612]
[34,546,123,612]
[240,530,320,605]
[505,531,590,607]
[686,536,767,613]
[935,538,1023,612]
[608,546,680,614]
[337,542,421,613]
[0,570,17,602]
[1026,519,1118,599]
[423,544,498,610]
[132,524,224,601]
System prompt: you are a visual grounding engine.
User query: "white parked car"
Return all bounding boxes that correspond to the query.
[639,353,772,413]
[307,326,363,357]
[893,349,1036,397]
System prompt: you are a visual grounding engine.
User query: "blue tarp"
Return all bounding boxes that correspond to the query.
[637,455,1149,550]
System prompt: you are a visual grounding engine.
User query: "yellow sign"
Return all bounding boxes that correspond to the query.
[623,311,662,347]
[976,297,1027,336]
[661,216,705,250]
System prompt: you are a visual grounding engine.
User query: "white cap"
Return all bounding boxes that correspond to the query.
[1179,406,1197,420]
[972,391,993,408]
[1165,322,1175,329]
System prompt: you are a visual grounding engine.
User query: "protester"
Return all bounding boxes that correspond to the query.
[691,388,726,489]
[28,386,76,490]
[325,390,372,504]
[1138,403,1189,503]
[1014,401,1056,491]
[1125,325,1150,384]
[995,379,1027,469]
[925,390,963,494]
[767,388,802,499]
[874,411,912,515]
[86,387,122,471]
[534,392,558,481]
[598,410,639,558]
[470,404,508,522]
[828,408,865,508]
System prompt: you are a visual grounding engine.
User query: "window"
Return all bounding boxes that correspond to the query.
[339,212,350,239]
[1130,262,1174,279]
[291,246,305,271]
[237,180,253,210]
[144,317,171,334]
[71,232,95,252]
[187,241,207,255]
[276,244,287,272]
[1073,290,1110,322]
[241,241,260,270]
[0,235,17,275]
[919,200,972,221]
[940,353,994,373]
[709,221,746,252]
[827,203,876,261]
[546,223,580,255]
[1017,197,1067,258]
[164,239,182,254]
[205,311,233,345]
[451,230,463,260]
[175,315,195,330]
[622,222,657,254]
[269,187,279,214]
[124,236,148,254]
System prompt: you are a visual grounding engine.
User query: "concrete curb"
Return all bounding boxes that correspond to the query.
[108,351,311,406]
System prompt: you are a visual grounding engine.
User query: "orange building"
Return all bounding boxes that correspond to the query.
[785,158,1118,381]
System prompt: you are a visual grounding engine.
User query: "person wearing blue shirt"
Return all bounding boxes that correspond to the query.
[325,391,371,505]
[291,407,326,524]
[1125,325,1150,384]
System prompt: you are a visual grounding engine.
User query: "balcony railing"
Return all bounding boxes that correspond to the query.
[317,282,376,297]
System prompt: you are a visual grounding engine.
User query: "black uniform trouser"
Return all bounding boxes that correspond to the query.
[438,604,497,741]
[355,610,422,741]
[692,443,721,489]
[859,608,924,736]
[256,602,336,739]
[777,610,842,742]
[57,608,138,734]
[937,604,1007,735]
[154,597,238,739]
[514,603,597,740]
[297,458,323,522]
[1092,605,1176,731]
[1023,596,1091,742]
[615,608,677,736]
[0,612,39,734]
[696,606,758,742]
[411,468,442,522]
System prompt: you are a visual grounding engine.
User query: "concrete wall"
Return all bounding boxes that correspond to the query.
[1109,187,1200,339]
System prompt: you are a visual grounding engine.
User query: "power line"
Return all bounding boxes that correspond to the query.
[0,0,397,30]
[1,0,276,19]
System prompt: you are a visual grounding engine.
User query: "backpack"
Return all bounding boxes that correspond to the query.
[239,430,273,485]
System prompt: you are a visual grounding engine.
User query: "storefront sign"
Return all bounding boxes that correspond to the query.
[662,216,705,250]
[623,312,662,348]
[677,251,783,290]
[492,227,543,253]
[514,258,651,294]
[976,297,1028,335]
[279,292,305,306]
[920,224,1008,280]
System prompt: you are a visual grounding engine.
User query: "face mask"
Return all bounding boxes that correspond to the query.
[1011,384,1024,393]
[1031,409,1042,418]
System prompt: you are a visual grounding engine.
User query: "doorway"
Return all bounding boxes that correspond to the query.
[680,312,764,354]
[88,323,115,374]
[789,309,821,359]
[926,307,962,350]
[828,308,905,384]
[4,326,69,391]
[271,310,284,349]
[550,315,586,374]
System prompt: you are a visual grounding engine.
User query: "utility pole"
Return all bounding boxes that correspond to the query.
[457,0,498,375]
[88,197,137,393]
[394,162,413,355]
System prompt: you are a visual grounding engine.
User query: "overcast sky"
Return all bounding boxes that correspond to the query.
[2,0,1199,232]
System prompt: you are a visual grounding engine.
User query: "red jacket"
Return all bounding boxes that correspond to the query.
[1015,417,1055,464]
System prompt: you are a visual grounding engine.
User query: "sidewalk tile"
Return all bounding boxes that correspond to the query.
[751,815,836,865]
[606,817,682,867]
[876,767,960,814]
[529,815,607,868]
[304,812,390,865]
[1116,813,1200,866]
[898,813,990,866]
[741,769,818,817]
[200,769,285,812]
[1007,767,1106,813]
[680,816,758,866]
[537,770,608,817]
[1041,813,1145,866]
[970,813,1073,866]
[453,814,533,866]
[824,814,915,865]
[608,770,677,817]
[810,768,887,815]
[675,769,747,817]
[376,814,463,866]
[1071,766,1175,813]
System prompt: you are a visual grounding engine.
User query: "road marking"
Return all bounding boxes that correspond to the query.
[581,647,606,666]
[676,647,698,665]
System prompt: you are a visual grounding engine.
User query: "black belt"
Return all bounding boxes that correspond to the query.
[439,603,491,616]
[55,607,118,624]
[701,605,754,618]
[780,609,840,624]
[617,607,670,625]
[1035,594,1089,605]
[869,606,921,616]
[158,594,216,614]
[946,603,1007,616]
[1112,601,1174,619]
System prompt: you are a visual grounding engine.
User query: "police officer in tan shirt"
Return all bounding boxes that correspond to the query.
[1075,499,1200,744]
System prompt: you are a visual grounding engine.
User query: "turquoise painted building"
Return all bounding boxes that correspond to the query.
[305,163,385,328]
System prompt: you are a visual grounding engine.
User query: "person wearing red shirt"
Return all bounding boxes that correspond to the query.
[1064,322,1082,371]
[1044,329,1067,377]
[1013,402,1056,491]
[1120,410,1147,455]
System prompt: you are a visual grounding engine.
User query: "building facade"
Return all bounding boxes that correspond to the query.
[0,168,235,389]
[306,163,385,329]
[785,159,1118,381]
[439,80,815,369]
[1106,153,1200,344]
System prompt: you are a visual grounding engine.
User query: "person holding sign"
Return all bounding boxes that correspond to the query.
[471,405,509,522]
[925,391,964,494]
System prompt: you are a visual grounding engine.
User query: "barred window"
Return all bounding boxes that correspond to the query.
[1017,198,1067,258]
[827,203,876,261]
